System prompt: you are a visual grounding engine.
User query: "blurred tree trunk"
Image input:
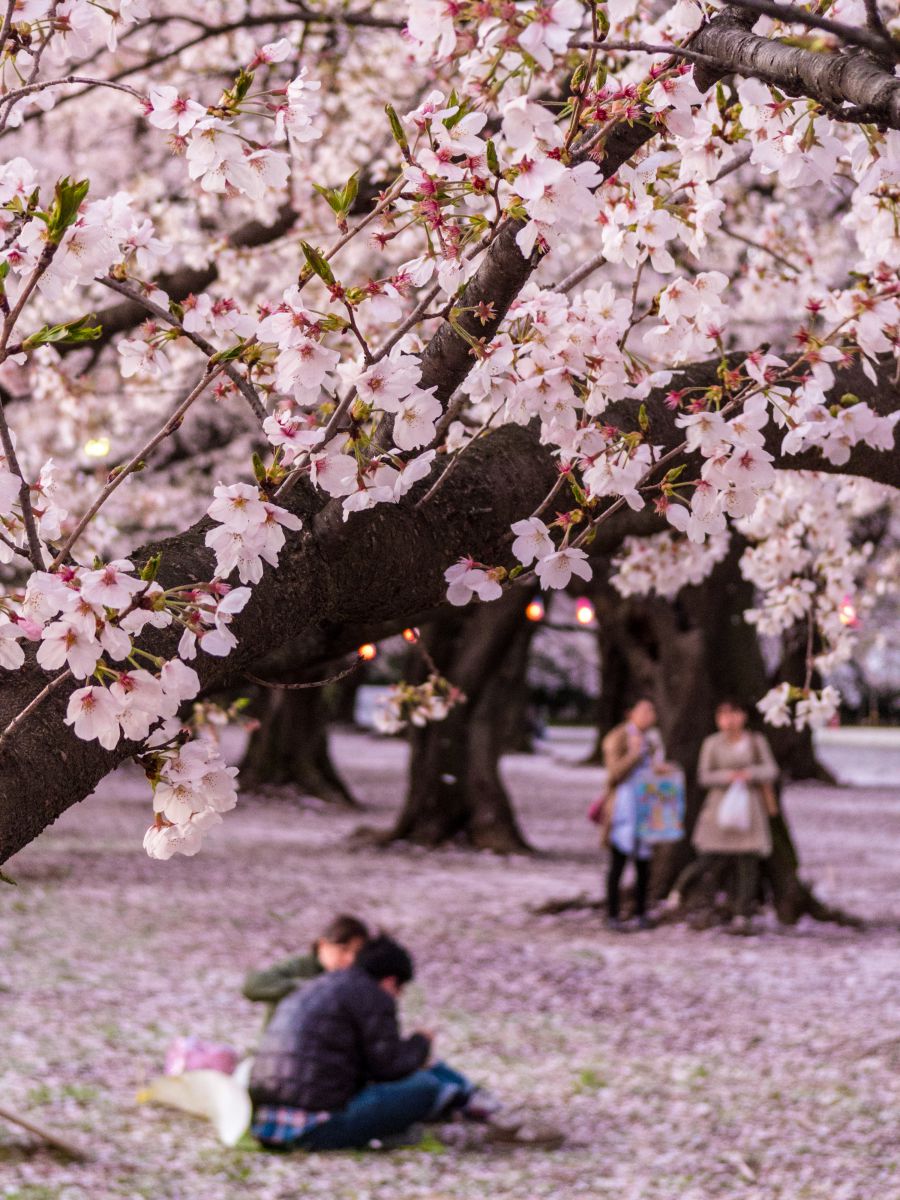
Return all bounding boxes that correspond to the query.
[388,589,536,852]
[239,686,358,806]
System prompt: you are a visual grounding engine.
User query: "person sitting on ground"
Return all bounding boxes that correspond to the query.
[242,913,369,1023]
[249,934,489,1151]
[602,697,673,932]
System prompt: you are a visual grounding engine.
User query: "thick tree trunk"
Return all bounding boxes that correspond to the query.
[239,687,357,806]
[389,590,535,852]
[586,625,630,764]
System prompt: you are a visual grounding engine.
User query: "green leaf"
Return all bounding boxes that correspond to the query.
[0,868,16,886]
[208,342,246,364]
[45,176,90,244]
[252,452,268,485]
[570,63,587,92]
[486,139,500,177]
[313,182,344,215]
[228,68,254,108]
[300,240,335,285]
[22,314,101,350]
[638,403,650,433]
[339,171,359,212]
[140,552,162,582]
[384,104,409,155]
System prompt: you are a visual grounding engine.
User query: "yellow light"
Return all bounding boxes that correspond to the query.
[83,436,111,459]
[575,598,595,626]
[402,628,419,643]
[838,599,858,627]
[358,643,377,661]
[525,599,545,622]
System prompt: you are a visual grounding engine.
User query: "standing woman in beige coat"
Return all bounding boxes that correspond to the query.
[672,699,779,932]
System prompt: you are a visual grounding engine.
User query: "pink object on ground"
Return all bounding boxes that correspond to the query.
[164,1036,239,1077]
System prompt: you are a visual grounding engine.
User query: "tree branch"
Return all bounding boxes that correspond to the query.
[2,351,897,863]
[692,6,900,127]
[727,0,900,62]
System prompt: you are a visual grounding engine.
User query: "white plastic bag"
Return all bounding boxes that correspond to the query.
[717,779,752,832]
[137,1058,253,1147]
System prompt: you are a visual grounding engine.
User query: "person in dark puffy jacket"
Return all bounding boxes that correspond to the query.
[249,935,482,1151]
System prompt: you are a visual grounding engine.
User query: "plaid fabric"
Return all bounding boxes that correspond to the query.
[251,1104,331,1147]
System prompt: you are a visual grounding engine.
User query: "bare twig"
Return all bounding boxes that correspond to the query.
[0,1102,91,1162]
[0,668,73,752]
[0,0,17,61]
[720,221,802,273]
[245,655,362,690]
[581,38,740,69]
[0,400,45,570]
[728,0,900,60]
[49,363,226,569]
[98,277,267,424]
[0,75,142,130]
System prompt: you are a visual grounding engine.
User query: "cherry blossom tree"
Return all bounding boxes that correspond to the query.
[0,0,898,867]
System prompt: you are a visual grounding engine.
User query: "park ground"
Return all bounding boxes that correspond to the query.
[2,729,900,1200]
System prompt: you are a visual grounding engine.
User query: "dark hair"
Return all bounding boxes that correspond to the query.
[715,697,748,714]
[312,914,369,955]
[355,935,415,985]
[626,696,655,716]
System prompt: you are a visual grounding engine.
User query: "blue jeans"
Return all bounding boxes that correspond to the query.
[298,1062,473,1151]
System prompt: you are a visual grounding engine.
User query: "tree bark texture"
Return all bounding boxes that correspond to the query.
[239,686,357,806]
[389,589,536,852]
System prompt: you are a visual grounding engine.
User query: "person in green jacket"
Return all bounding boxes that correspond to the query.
[243,914,369,1023]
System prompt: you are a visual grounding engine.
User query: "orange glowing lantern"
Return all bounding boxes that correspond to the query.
[525,599,545,622]
[402,628,420,643]
[838,598,859,627]
[358,643,377,661]
[575,598,595,626]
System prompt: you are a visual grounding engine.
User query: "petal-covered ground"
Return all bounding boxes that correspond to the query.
[2,731,900,1200]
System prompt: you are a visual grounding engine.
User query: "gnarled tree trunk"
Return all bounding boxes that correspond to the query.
[239,686,357,806]
[389,589,536,852]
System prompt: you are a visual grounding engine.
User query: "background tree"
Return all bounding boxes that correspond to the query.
[388,588,539,852]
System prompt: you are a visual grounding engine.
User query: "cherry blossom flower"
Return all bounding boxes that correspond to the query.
[445,560,504,606]
[80,560,144,610]
[207,484,268,534]
[36,619,101,678]
[535,547,592,590]
[393,388,442,451]
[511,517,555,566]
[65,685,123,749]
[0,621,26,670]
[146,86,206,136]
[518,0,584,69]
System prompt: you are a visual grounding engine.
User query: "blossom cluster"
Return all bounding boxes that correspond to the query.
[144,53,322,201]
[143,737,238,860]
[205,483,302,586]
[372,673,465,735]
[610,529,731,601]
